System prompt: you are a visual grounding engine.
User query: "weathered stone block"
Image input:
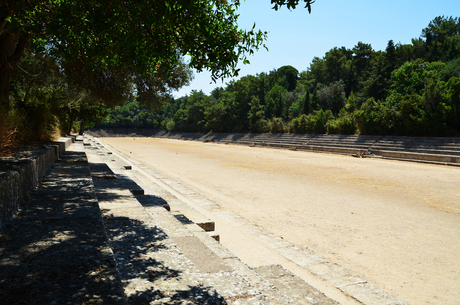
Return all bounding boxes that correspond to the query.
[0,137,74,228]
[130,189,144,196]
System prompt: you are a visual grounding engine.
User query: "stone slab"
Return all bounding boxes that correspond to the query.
[0,140,125,304]
[171,236,232,273]
[255,264,340,305]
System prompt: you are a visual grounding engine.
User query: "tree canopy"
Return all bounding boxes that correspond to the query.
[0,0,315,151]
[99,16,460,137]
[1,1,253,107]
[1,0,315,109]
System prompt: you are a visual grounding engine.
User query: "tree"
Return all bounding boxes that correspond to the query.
[422,16,460,62]
[9,50,77,140]
[1,0,316,153]
[77,102,111,135]
[173,91,210,132]
[247,96,268,133]
[288,92,307,119]
[204,99,229,133]
[315,81,346,115]
[306,56,328,86]
[276,65,299,91]
[443,76,460,130]
[265,84,288,119]
[1,0,317,110]
[324,47,351,84]
[352,42,374,87]
[271,0,315,11]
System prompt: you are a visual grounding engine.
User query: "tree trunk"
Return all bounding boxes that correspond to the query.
[67,112,76,135]
[0,33,28,111]
[79,121,84,135]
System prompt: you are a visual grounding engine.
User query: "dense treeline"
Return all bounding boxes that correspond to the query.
[99,16,460,137]
[3,0,308,155]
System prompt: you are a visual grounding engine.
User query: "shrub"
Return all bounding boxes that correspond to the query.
[326,107,357,134]
[162,118,176,132]
[268,117,288,133]
[307,109,334,134]
[0,111,20,157]
[290,114,309,134]
[327,114,357,134]
[354,98,394,135]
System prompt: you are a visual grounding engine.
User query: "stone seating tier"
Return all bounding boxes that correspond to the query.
[86,129,460,165]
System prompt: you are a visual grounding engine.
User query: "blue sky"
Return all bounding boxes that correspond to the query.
[174,0,460,98]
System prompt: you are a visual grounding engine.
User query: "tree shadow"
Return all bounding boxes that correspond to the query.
[135,194,170,211]
[89,158,227,304]
[0,149,227,304]
[100,213,225,304]
[0,151,125,304]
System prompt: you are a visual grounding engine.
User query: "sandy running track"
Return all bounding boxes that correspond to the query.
[103,137,460,305]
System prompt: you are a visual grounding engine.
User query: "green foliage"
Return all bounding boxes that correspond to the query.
[308,110,334,134]
[268,117,288,133]
[442,76,460,130]
[388,60,445,98]
[4,0,318,149]
[15,85,63,141]
[100,16,460,137]
[204,99,229,133]
[288,92,309,119]
[276,65,299,91]
[78,102,111,131]
[2,0,299,111]
[9,51,69,140]
[354,98,394,135]
[315,80,346,115]
[395,94,428,136]
[271,0,315,12]
[422,16,460,62]
[173,91,211,132]
[326,112,357,135]
[163,118,176,132]
[98,100,178,129]
[289,110,333,134]
[265,84,288,119]
[248,96,269,133]
[290,114,309,134]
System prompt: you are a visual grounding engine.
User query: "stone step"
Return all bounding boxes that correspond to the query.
[86,128,460,165]
[255,264,340,305]
[100,139,220,232]
[372,150,460,165]
[371,144,460,154]
[84,137,343,304]
[264,141,372,149]
[89,140,218,234]
[375,139,460,145]
[371,146,460,156]
[0,138,126,305]
[86,136,218,232]
[86,140,229,303]
[279,144,364,155]
[89,134,410,305]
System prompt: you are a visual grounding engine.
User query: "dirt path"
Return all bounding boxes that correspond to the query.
[104,137,460,305]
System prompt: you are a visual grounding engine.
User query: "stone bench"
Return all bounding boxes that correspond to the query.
[87,129,460,165]
[0,136,75,228]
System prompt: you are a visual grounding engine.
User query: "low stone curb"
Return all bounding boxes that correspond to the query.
[0,136,75,229]
[86,128,460,166]
[89,134,410,305]
[0,138,125,304]
[85,135,344,304]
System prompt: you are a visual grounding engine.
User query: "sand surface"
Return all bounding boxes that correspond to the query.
[103,137,460,305]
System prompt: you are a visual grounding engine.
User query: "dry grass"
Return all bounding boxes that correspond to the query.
[0,115,21,157]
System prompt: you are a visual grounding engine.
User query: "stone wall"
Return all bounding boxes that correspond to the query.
[86,128,460,166]
[0,136,75,229]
